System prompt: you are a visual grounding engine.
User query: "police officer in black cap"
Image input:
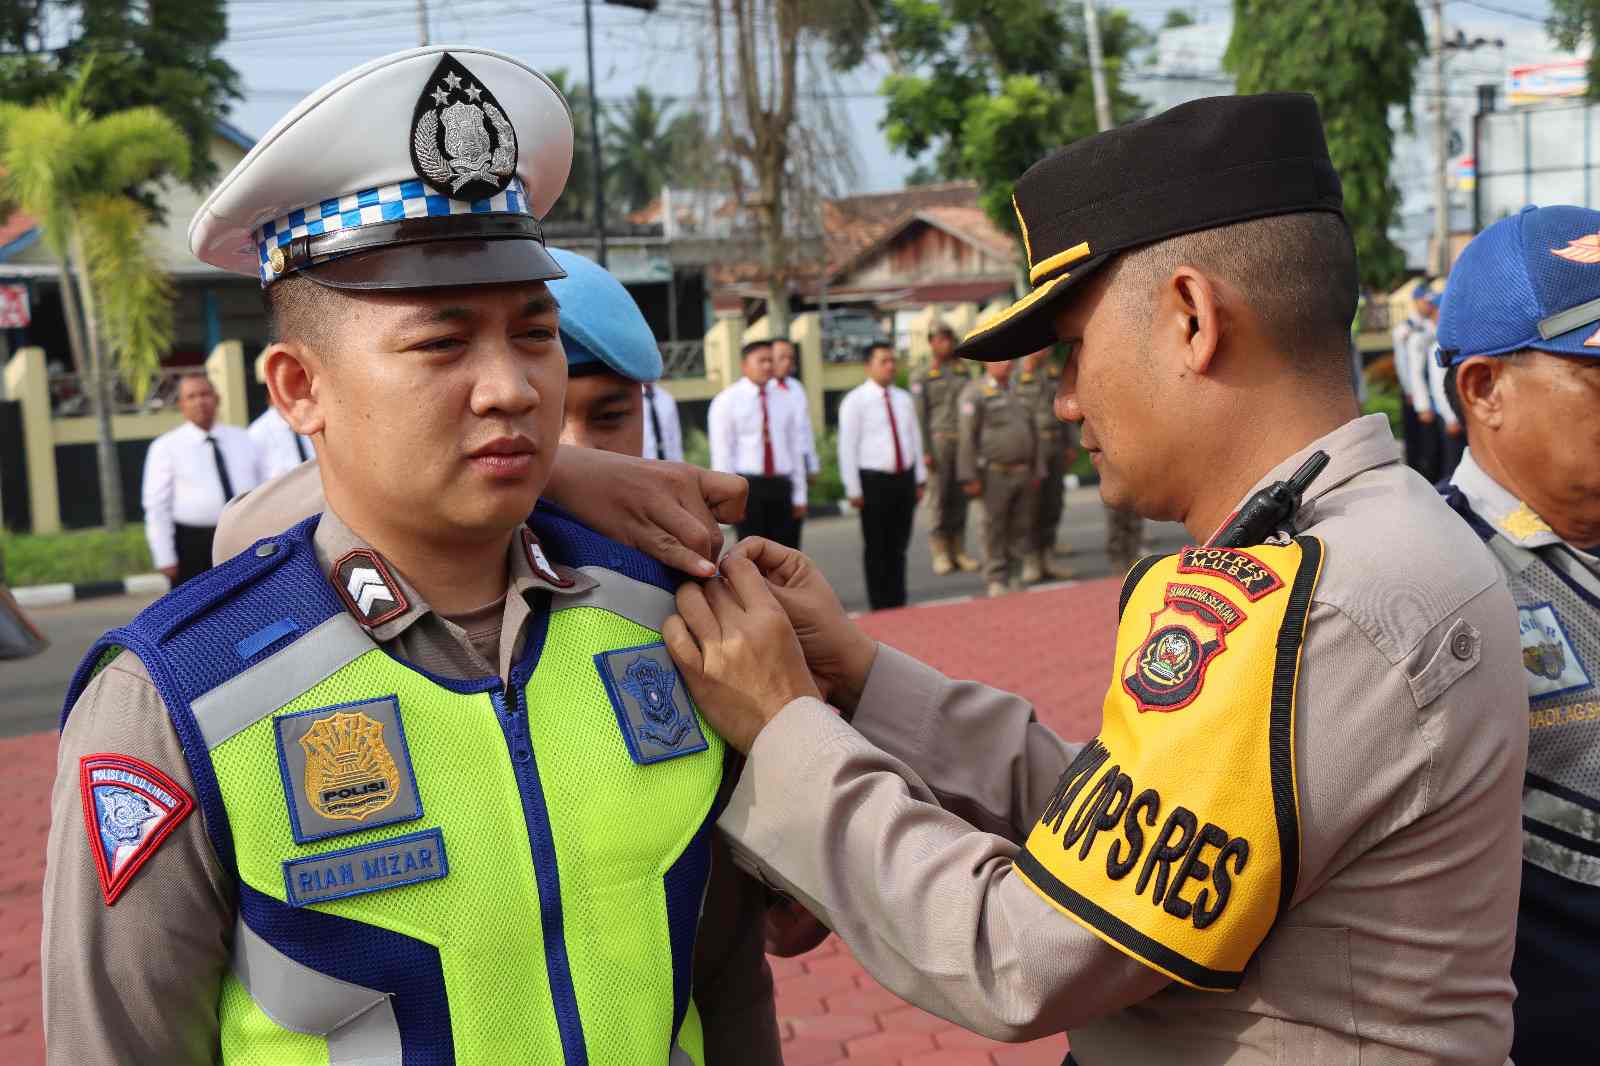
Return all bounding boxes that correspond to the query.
[665,93,1528,1064]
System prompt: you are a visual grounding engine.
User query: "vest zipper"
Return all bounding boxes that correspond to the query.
[490,685,589,1064]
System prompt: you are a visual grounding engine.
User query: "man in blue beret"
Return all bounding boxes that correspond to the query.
[1436,204,1600,1066]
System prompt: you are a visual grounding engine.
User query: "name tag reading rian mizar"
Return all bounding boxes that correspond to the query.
[282,827,447,907]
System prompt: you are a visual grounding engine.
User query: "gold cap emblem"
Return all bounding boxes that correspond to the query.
[299,711,402,823]
[268,245,287,275]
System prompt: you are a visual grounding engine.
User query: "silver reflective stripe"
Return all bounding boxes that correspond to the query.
[232,919,401,1065]
[1538,294,1600,340]
[1525,788,1600,887]
[193,612,373,749]
[553,566,678,634]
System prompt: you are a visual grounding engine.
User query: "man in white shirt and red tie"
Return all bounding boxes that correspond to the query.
[642,380,684,462]
[838,340,925,610]
[247,404,313,478]
[141,372,265,585]
[770,337,818,546]
[708,339,808,547]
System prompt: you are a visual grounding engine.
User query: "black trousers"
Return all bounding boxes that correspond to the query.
[1400,402,1441,484]
[736,476,800,549]
[859,470,917,611]
[173,523,217,587]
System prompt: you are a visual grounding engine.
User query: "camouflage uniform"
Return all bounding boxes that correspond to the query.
[910,361,977,573]
[957,374,1045,595]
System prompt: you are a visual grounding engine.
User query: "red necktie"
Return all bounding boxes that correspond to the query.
[759,387,776,477]
[883,389,904,474]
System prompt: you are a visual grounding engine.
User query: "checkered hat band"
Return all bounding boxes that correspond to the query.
[254,178,529,282]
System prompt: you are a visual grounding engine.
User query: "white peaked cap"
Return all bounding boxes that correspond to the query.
[189,46,573,289]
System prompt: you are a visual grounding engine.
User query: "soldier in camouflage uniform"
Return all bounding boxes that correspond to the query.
[910,322,978,575]
[957,357,1045,597]
[1013,348,1076,583]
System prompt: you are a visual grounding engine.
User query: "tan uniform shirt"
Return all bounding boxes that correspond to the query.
[909,363,968,446]
[956,376,1045,483]
[43,506,780,1065]
[1013,366,1074,463]
[718,414,1527,1064]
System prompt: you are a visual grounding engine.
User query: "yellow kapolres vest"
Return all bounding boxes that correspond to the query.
[1015,539,1323,990]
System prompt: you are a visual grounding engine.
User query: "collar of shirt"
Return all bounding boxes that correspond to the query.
[310,506,597,676]
[176,420,216,443]
[1449,446,1578,552]
[1231,413,1402,533]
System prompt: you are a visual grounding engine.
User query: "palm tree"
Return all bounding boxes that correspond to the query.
[605,87,676,215]
[0,64,188,531]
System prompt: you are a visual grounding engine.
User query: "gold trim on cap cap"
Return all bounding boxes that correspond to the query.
[1028,241,1091,285]
[1014,194,1034,266]
[965,270,1078,343]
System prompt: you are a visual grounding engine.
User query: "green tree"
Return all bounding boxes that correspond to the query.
[0,66,189,531]
[0,0,239,191]
[839,1,1148,239]
[1224,0,1426,288]
[544,69,597,225]
[605,88,679,214]
[1549,0,1600,99]
[1163,8,1196,29]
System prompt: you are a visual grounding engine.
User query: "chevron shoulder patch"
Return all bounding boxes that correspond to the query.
[332,548,410,628]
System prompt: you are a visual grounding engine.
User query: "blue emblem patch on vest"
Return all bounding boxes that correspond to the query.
[273,695,424,844]
[595,642,709,765]
[283,827,447,907]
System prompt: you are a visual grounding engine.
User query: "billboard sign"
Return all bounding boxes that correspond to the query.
[0,284,28,328]
[1508,60,1588,106]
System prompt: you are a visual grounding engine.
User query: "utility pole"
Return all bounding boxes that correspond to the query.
[1432,0,1450,276]
[1083,0,1141,571]
[583,0,608,266]
[1083,0,1113,134]
[416,0,429,45]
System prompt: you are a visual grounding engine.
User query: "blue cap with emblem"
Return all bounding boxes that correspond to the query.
[189,46,573,291]
[1437,204,1600,366]
[547,246,662,383]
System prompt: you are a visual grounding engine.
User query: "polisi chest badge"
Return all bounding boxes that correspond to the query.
[274,695,423,843]
[410,53,518,201]
[596,642,709,765]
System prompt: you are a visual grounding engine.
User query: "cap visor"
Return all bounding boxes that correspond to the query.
[956,253,1111,361]
[300,237,566,291]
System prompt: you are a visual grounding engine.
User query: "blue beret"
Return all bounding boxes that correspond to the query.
[1438,205,1600,366]
[547,246,662,382]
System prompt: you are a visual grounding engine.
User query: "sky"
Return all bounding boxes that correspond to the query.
[218,0,1569,196]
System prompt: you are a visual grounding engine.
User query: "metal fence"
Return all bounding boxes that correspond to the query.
[46,365,192,417]
[659,341,705,380]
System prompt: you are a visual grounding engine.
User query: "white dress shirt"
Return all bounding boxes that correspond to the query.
[640,382,684,462]
[837,380,926,500]
[707,377,808,506]
[141,421,265,569]
[248,406,314,479]
[772,376,819,475]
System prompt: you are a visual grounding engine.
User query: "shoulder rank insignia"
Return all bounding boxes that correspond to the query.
[410,53,518,202]
[1122,582,1245,713]
[79,754,195,905]
[596,642,709,765]
[333,548,409,628]
[274,696,423,843]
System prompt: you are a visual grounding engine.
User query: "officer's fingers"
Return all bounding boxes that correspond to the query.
[722,555,783,614]
[702,573,743,622]
[727,537,804,584]
[661,615,704,677]
[645,497,722,579]
[695,467,749,526]
[674,582,722,645]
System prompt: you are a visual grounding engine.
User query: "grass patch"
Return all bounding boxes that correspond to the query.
[1,525,153,587]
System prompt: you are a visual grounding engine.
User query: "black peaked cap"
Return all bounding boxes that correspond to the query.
[957,92,1346,361]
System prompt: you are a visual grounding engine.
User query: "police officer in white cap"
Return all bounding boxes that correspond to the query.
[44,47,777,1065]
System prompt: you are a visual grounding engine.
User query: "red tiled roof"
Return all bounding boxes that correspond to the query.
[0,208,39,250]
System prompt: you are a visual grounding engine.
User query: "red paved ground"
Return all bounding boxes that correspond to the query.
[0,578,1120,1065]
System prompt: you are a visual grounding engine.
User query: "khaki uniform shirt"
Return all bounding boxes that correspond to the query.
[1013,366,1074,462]
[717,414,1527,1064]
[43,506,780,1065]
[909,362,968,446]
[956,377,1044,483]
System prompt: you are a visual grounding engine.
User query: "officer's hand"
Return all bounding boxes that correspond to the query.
[915,485,925,503]
[765,895,833,957]
[962,480,982,497]
[1418,410,1436,425]
[848,496,864,510]
[723,537,878,713]
[544,447,746,578]
[922,454,935,470]
[792,504,808,520]
[1446,421,1462,438]
[665,556,820,754]
[159,565,178,583]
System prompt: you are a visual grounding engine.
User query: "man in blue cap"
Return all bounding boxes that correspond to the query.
[1436,204,1600,1066]
[1393,281,1443,480]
